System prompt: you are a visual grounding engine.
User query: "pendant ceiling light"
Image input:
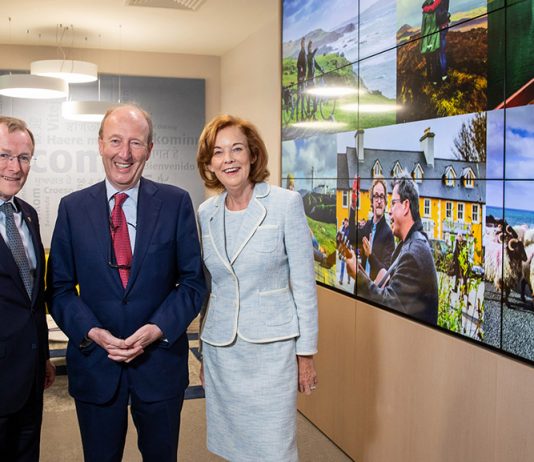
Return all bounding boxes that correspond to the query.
[31,59,98,83]
[62,100,110,122]
[0,74,68,99]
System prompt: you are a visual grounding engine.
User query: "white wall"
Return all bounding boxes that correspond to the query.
[220,3,281,186]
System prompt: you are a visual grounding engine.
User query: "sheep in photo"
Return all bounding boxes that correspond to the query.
[484,219,528,304]
[516,228,534,308]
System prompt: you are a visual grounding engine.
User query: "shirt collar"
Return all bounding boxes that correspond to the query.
[105,179,139,207]
[0,197,19,213]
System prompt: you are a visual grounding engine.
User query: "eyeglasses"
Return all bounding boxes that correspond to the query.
[107,218,136,270]
[0,153,32,166]
[108,253,131,270]
[104,138,148,152]
[372,193,386,202]
[390,198,405,208]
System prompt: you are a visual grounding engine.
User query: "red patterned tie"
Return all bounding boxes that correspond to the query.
[110,192,132,288]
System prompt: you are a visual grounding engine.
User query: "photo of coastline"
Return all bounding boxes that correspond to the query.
[484,181,534,361]
[282,0,398,139]
[481,104,534,361]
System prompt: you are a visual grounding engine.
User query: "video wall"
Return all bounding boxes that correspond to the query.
[282,0,534,363]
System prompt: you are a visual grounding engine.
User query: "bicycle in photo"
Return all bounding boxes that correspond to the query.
[306,74,337,121]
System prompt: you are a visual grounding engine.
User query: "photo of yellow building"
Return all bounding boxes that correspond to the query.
[336,127,485,264]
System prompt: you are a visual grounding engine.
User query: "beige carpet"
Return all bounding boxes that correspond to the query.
[41,320,352,461]
[41,377,352,461]
[40,377,351,462]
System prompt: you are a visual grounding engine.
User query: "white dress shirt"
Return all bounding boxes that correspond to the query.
[0,198,37,272]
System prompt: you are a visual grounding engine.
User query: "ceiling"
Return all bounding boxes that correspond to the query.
[0,0,278,56]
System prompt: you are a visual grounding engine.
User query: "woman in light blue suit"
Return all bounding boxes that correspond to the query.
[196,115,318,461]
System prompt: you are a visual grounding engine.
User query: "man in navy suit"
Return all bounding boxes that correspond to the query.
[47,104,206,462]
[0,116,55,462]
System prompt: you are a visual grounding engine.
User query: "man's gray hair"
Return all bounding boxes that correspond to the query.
[391,171,420,222]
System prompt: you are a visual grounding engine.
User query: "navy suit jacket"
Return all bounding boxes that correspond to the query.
[47,178,206,404]
[0,197,48,415]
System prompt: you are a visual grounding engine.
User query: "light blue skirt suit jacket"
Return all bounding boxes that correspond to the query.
[199,181,318,353]
[198,182,318,461]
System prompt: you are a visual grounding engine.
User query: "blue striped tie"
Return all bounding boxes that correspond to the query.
[1,202,33,298]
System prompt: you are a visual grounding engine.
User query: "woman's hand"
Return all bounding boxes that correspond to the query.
[297,355,318,395]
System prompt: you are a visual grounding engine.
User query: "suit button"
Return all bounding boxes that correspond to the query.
[32,344,37,350]
[122,299,128,305]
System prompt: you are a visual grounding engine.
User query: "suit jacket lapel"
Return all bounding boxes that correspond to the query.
[86,181,121,288]
[208,191,234,273]
[208,183,269,268]
[16,198,43,307]
[0,222,28,299]
[229,195,266,265]
[126,178,161,294]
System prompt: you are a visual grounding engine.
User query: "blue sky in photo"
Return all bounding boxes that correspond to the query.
[283,0,393,41]
[485,106,534,211]
[488,181,534,215]
[505,182,534,213]
[282,134,338,191]
[487,105,534,181]
[486,110,504,178]
[336,112,481,160]
[504,106,534,180]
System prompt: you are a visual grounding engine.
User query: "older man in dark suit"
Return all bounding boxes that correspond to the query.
[0,116,55,462]
[47,104,206,462]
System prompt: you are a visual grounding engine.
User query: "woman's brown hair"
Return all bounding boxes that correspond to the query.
[197,114,270,190]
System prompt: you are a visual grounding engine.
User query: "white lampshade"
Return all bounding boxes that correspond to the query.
[62,100,110,122]
[31,59,98,84]
[0,74,68,99]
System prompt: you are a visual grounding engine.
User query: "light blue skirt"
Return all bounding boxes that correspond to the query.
[203,335,298,462]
